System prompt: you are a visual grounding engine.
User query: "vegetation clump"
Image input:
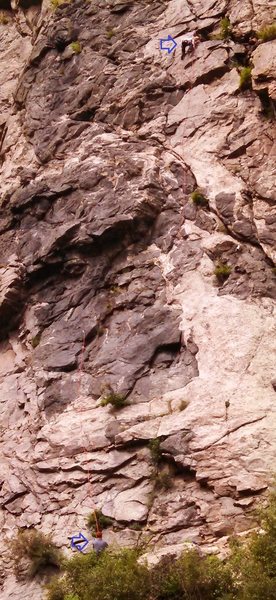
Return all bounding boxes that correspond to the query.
[86,510,114,534]
[50,0,67,9]
[11,529,63,579]
[153,470,173,491]
[100,391,127,409]
[257,23,276,42]
[70,41,82,54]
[106,29,116,39]
[220,16,232,39]
[149,438,163,465]
[239,66,252,90]
[47,549,150,600]
[191,189,209,207]
[214,263,232,283]
[0,12,9,24]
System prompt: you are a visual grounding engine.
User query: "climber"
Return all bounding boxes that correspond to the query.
[181,32,201,59]
[92,530,108,555]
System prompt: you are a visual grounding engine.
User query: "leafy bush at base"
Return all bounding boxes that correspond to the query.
[10,529,63,578]
[46,489,276,600]
[47,549,150,600]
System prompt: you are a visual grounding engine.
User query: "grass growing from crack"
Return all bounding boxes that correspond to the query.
[106,29,116,39]
[191,189,209,207]
[0,12,9,24]
[257,23,276,42]
[70,41,82,54]
[239,67,252,90]
[214,263,232,283]
[220,17,232,39]
[149,438,163,465]
[100,392,127,409]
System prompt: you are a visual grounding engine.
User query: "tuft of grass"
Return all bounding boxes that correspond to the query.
[257,23,276,42]
[31,333,41,348]
[214,263,232,283]
[129,522,143,531]
[100,392,127,409]
[239,66,252,90]
[220,16,232,39]
[149,438,162,465]
[50,0,67,8]
[153,470,173,491]
[106,29,116,39]
[10,529,63,579]
[191,189,209,207]
[86,510,114,534]
[0,12,9,24]
[70,41,82,54]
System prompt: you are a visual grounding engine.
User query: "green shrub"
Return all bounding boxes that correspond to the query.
[150,551,234,600]
[239,67,252,90]
[228,488,276,599]
[257,23,276,42]
[149,438,163,465]
[47,549,150,600]
[220,17,232,39]
[100,392,127,408]
[70,41,82,54]
[191,189,209,207]
[86,510,114,534]
[214,263,232,283]
[10,529,63,578]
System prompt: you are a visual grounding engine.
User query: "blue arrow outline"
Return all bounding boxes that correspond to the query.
[71,532,89,553]
[160,35,177,54]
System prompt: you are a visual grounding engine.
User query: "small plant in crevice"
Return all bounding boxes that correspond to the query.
[106,28,116,39]
[214,263,232,283]
[100,391,127,409]
[129,522,143,531]
[50,0,67,9]
[257,23,276,42]
[191,189,209,208]
[31,332,41,348]
[239,66,252,90]
[70,41,82,54]
[0,12,9,24]
[152,469,173,491]
[148,438,163,465]
[10,529,63,579]
[86,510,114,535]
[220,16,232,39]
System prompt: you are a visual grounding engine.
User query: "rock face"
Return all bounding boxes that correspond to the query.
[0,0,275,597]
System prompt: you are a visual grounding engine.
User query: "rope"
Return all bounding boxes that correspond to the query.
[77,329,99,524]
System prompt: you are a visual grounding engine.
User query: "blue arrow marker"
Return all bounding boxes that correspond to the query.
[160,35,177,54]
[71,532,89,553]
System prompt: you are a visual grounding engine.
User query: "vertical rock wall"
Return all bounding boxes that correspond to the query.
[0,0,275,597]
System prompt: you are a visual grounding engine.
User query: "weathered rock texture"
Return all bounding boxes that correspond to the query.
[0,0,275,597]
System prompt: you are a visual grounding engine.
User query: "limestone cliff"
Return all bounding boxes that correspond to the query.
[0,0,275,597]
